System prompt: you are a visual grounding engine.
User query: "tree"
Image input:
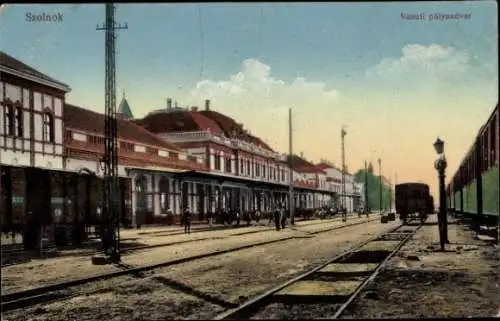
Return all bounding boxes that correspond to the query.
[367,162,374,174]
[353,168,390,211]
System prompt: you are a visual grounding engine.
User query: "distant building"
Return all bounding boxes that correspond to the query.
[117,91,134,120]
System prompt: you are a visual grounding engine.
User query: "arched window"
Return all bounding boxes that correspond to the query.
[43,111,55,143]
[159,177,170,213]
[15,105,23,137]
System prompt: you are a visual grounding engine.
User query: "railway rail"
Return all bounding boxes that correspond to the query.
[1,214,361,263]
[213,222,422,320]
[1,216,380,312]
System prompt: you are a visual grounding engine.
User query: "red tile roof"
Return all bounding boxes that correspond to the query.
[317,162,344,173]
[135,110,224,136]
[288,154,315,168]
[66,140,206,171]
[295,166,326,174]
[316,163,333,171]
[64,104,181,152]
[200,110,274,151]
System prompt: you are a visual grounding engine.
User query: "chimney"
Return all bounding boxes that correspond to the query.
[205,99,210,111]
[300,152,304,158]
[167,98,172,110]
[191,106,198,112]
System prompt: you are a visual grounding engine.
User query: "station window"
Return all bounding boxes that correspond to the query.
[15,105,23,137]
[43,111,55,143]
[4,103,15,136]
[214,154,221,170]
[120,141,134,151]
[65,130,72,141]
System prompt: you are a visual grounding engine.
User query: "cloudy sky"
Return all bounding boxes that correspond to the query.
[1,2,498,199]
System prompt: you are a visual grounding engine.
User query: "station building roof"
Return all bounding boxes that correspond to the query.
[135,105,275,152]
[65,103,181,152]
[0,51,70,92]
[135,109,225,136]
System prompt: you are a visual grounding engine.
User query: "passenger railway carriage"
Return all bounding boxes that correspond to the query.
[447,105,499,226]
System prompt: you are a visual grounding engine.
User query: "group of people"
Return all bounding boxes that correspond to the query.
[180,204,293,234]
[270,203,290,231]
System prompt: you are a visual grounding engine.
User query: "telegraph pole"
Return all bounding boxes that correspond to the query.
[378,158,382,214]
[389,178,392,212]
[93,4,128,265]
[364,160,369,213]
[341,126,347,222]
[288,108,295,225]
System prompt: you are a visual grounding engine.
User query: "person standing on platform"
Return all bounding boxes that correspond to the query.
[274,205,281,231]
[280,203,287,229]
[255,210,261,224]
[207,211,213,227]
[183,206,191,234]
[235,208,241,226]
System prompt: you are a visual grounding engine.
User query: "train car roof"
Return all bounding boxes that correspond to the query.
[395,182,429,187]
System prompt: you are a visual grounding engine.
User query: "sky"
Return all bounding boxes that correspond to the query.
[1,2,498,201]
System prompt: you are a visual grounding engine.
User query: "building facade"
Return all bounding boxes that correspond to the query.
[1,51,363,249]
[132,99,335,220]
[0,52,71,245]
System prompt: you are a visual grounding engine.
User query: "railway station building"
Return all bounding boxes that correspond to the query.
[0,52,71,247]
[1,51,362,248]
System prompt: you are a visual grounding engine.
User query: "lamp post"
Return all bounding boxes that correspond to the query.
[389,178,392,213]
[364,160,369,215]
[433,137,449,251]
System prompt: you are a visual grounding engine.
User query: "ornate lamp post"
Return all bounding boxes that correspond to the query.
[433,137,449,250]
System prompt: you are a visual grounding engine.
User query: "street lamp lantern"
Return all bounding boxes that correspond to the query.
[433,137,449,251]
[433,137,445,155]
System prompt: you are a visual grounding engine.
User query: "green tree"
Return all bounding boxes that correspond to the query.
[353,168,391,211]
[367,162,374,174]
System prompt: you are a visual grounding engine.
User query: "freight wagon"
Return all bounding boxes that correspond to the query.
[0,165,132,250]
[395,182,431,224]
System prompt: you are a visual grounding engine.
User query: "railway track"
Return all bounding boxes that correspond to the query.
[136,214,361,237]
[1,214,362,264]
[1,215,370,266]
[212,222,422,320]
[0,216,380,312]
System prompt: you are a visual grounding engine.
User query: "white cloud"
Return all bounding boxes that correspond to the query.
[184,58,345,159]
[366,44,489,83]
[189,58,340,111]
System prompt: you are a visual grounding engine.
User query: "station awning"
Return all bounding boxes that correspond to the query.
[125,166,189,176]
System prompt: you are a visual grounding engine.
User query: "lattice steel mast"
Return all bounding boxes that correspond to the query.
[94,4,127,264]
[288,108,295,225]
